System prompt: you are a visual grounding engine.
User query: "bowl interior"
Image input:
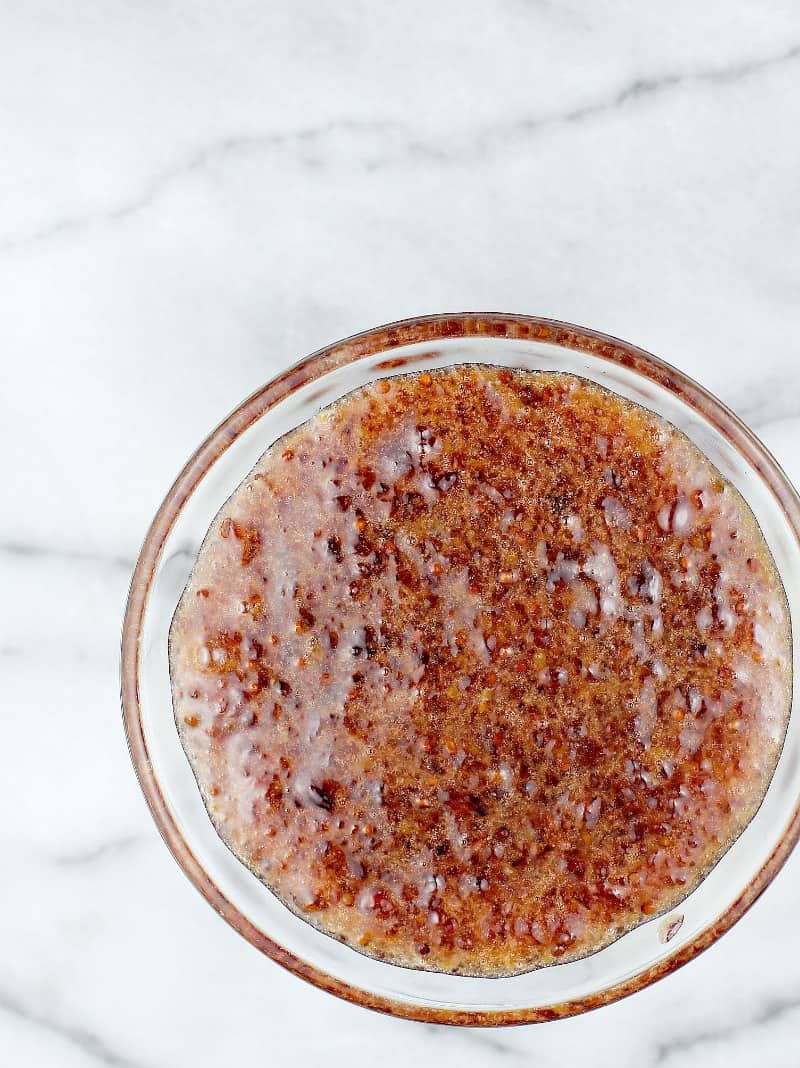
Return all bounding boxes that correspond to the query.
[126,323,800,1023]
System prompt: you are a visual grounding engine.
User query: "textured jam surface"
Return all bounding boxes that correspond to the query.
[170,368,791,975]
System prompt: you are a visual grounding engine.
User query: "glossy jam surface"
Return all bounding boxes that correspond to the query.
[170,368,791,975]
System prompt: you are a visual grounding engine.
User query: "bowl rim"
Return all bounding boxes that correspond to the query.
[121,312,800,1026]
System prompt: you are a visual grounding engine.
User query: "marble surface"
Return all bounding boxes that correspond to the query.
[2,1,800,1064]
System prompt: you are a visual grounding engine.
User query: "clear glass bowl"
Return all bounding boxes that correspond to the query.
[122,314,800,1025]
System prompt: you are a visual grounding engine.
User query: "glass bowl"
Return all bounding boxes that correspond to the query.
[121,313,800,1025]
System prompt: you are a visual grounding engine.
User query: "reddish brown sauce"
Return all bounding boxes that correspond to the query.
[170,367,791,975]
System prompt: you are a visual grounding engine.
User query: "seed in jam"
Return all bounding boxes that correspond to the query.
[170,367,791,976]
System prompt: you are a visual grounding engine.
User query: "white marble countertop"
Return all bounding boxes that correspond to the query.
[2,2,800,1064]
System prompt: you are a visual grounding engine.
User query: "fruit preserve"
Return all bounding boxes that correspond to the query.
[169,367,791,975]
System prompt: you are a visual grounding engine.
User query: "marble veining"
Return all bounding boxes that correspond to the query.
[2,41,799,257]
[0,986,152,1068]
[652,997,800,1066]
[51,836,145,869]
[2,1,800,1065]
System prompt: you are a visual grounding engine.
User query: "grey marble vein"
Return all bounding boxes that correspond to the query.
[1,41,798,256]
[745,413,800,440]
[613,40,800,103]
[52,834,143,868]
[0,118,400,254]
[505,38,800,139]
[0,539,135,573]
[725,379,800,433]
[423,1022,525,1060]
[0,987,154,1068]
[652,994,800,1065]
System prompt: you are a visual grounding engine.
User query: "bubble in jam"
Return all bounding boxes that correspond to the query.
[169,367,791,975]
